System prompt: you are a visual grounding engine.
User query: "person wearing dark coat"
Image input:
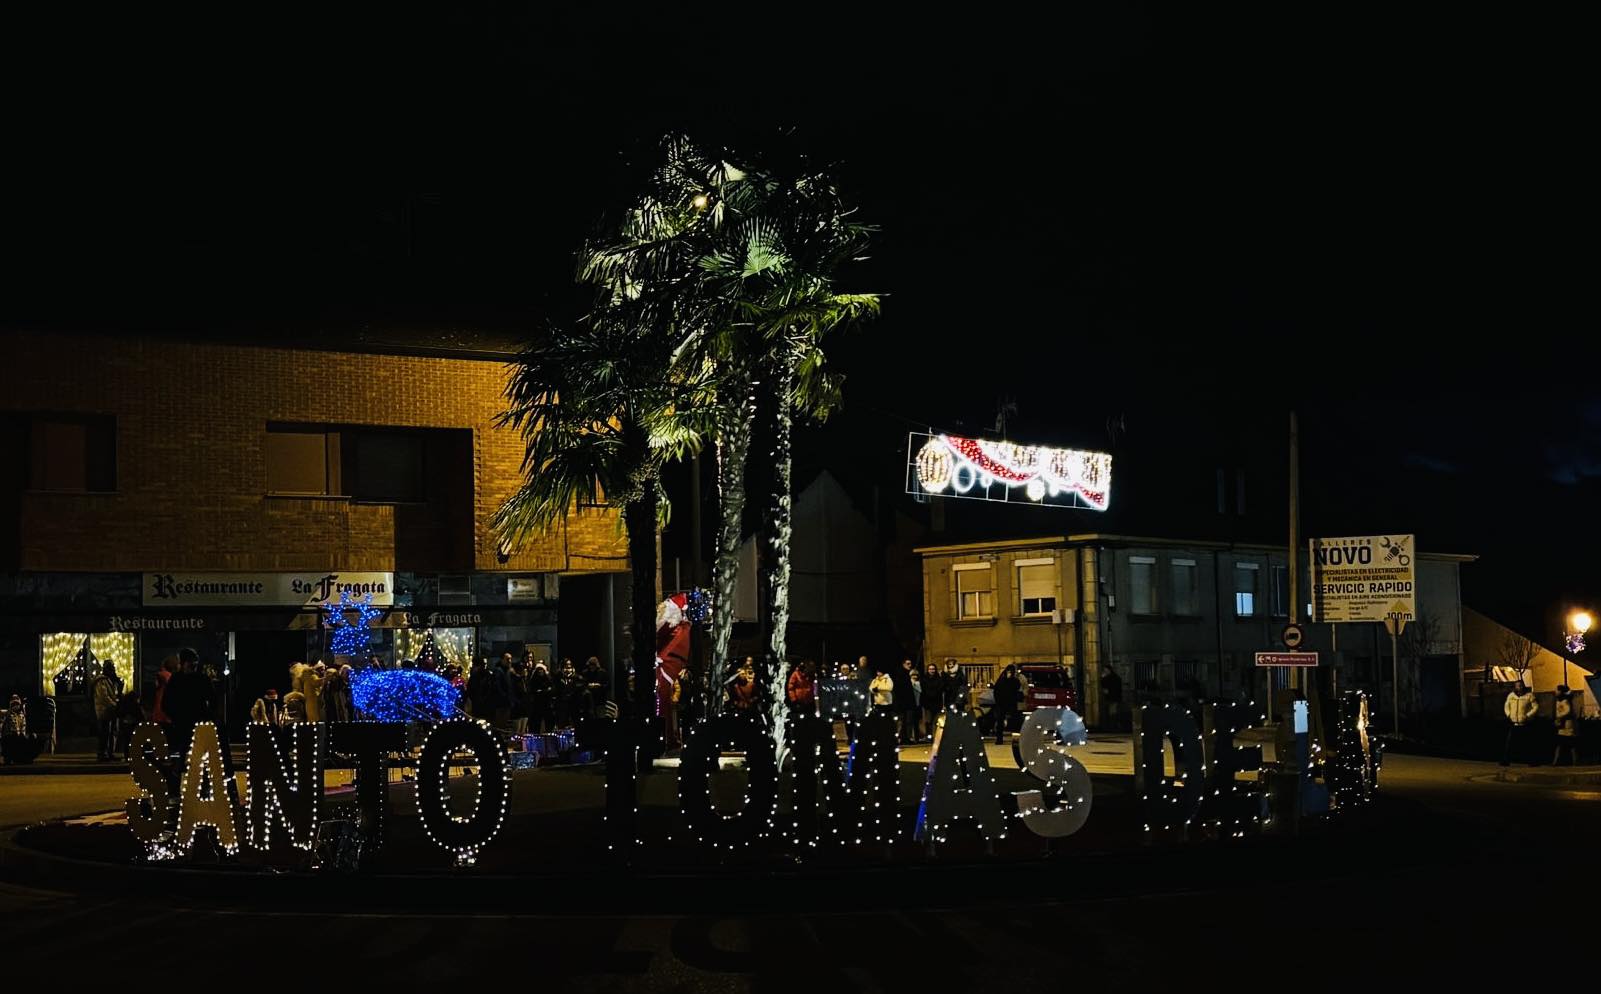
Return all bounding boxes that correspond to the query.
[942,660,969,713]
[528,662,554,733]
[991,665,1022,745]
[467,661,491,718]
[890,660,917,743]
[163,649,213,760]
[581,656,609,718]
[921,663,945,738]
[489,653,516,732]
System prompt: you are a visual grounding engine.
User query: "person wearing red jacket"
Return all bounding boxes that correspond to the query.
[786,660,817,716]
[151,656,175,726]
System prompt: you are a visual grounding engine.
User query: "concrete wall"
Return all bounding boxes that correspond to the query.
[921,542,1079,672]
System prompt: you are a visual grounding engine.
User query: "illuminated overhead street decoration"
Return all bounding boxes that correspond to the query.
[906,432,1112,510]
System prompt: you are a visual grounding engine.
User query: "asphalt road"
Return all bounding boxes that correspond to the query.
[2,744,1594,987]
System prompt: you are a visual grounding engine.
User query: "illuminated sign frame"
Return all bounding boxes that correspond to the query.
[905,432,1112,510]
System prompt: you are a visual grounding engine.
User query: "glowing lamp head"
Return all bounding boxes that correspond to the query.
[691,194,709,210]
[1572,610,1593,634]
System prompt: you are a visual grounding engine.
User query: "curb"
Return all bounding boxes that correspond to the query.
[1485,768,1601,786]
[0,818,1377,915]
[0,763,131,776]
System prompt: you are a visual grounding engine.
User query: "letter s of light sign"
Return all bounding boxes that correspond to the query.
[1012,707,1093,838]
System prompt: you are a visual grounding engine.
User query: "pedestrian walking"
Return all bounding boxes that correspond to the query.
[1502,678,1538,766]
[1553,684,1579,767]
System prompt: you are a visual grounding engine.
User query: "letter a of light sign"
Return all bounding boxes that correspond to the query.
[906,432,1112,510]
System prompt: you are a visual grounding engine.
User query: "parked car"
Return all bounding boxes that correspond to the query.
[1020,664,1077,714]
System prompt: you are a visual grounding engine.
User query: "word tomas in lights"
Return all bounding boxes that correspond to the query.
[907,432,1111,510]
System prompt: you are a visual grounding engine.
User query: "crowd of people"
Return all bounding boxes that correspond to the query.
[239,650,619,738]
[704,654,1000,746]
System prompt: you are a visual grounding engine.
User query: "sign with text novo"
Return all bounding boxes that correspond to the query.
[1309,535,1415,624]
[143,571,395,608]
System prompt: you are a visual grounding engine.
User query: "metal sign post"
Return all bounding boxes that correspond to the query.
[1384,613,1408,734]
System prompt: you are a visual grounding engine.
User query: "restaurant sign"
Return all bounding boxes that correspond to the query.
[143,571,395,608]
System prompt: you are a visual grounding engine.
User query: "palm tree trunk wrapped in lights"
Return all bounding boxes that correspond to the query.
[709,359,754,713]
[759,347,797,762]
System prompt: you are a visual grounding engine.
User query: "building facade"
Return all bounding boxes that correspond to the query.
[0,331,629,734]
[917,532,1471,729]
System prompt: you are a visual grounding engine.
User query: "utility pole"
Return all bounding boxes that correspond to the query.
[1288,411,1300,693]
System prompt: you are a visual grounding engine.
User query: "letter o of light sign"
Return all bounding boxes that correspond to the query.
[677,712,777,850]
[415,720,510,864]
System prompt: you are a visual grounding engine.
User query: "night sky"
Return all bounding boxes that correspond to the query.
[2,8,1593,637]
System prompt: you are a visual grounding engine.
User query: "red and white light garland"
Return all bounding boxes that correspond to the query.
[915,434,1111,509]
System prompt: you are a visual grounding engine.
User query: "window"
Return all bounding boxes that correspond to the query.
[266,429,340,495]
[1135,660,1160,691]
[1171,558,1199,616]
[1271,565,1288,616]
[955,565,994,619]
[1234,562,1259,617]
[1175,659,1204,690]
[1129,556,1157,615]
[267,425,428,503]
[349,431,426,503]
[1017,560,1056,616]
[28,415,116,492]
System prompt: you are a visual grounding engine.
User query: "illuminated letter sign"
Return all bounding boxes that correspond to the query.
[916,710,1007,843]
[678,713,778,849]
[1013,707,1093,838]
[246,723,324,851]
[415,720,510,864]
[175,723,240,853]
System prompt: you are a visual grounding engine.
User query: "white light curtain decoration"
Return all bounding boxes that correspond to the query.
[40,632,136,696]
[90,633,137,693]
[393,628,474,667]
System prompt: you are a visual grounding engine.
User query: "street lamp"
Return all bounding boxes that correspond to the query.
[1564,609,1592,686]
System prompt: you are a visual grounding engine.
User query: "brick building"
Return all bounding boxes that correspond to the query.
[0,330,631,735]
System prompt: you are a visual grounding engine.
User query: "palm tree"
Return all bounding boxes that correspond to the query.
[694,168,878,760]
[494,232,713,849]
[557,136,877,768]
